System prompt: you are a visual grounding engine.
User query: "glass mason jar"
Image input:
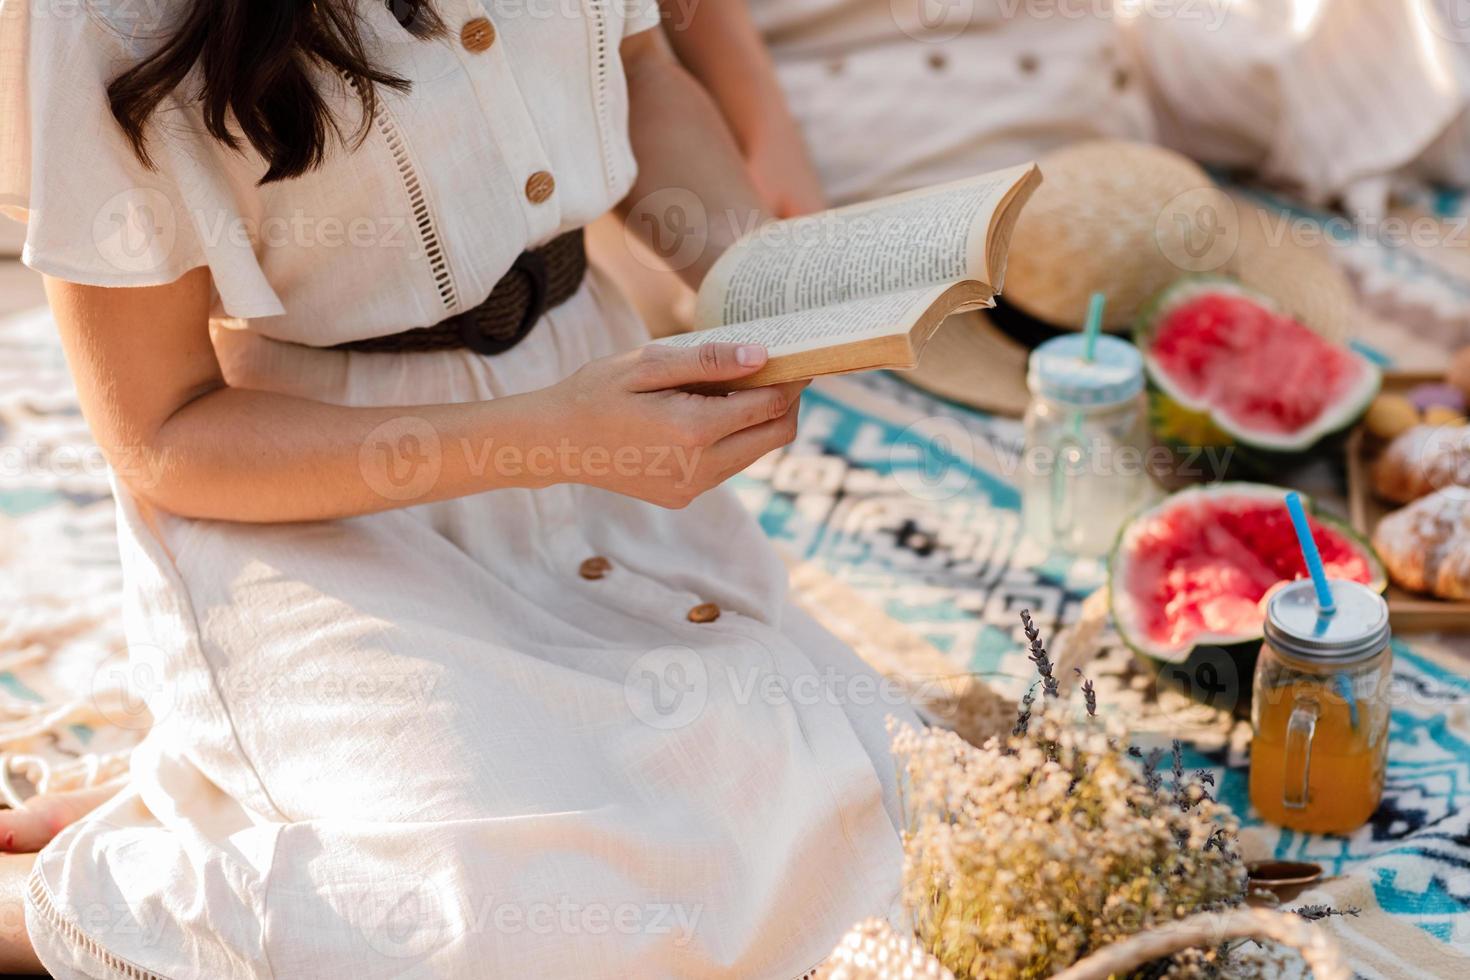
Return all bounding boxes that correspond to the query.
[1249,579,1393,835]
[1020,334,1156,557]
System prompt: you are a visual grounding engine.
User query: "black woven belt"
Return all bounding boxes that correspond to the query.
[333,229,587,355]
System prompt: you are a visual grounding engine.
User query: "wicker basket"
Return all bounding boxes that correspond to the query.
[816,911,1348,980]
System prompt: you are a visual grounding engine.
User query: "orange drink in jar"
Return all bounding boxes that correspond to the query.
[1248,580,1391,835]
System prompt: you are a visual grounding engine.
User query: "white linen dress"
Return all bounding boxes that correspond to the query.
[746,0,1155,204]
[0,1,914,977]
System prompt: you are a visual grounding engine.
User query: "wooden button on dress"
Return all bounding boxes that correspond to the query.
[525,171,556,204]
[687,602,721,624]
[461,17,496,53]
[578,556,612,580]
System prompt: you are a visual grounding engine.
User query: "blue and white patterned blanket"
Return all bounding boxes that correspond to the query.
[3,303,1469,975]
[736,372,1470,978]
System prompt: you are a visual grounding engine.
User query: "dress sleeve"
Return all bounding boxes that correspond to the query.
[0,0,285,316]
[622,0,664,38]
[1121,0,1462,207]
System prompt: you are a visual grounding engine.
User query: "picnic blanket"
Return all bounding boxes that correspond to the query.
[0,308,135,805]
[735,371,1470,978]
[3,314,1470,975]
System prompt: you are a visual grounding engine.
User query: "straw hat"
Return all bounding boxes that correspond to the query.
[1003,140,1225,331]
[906,140,1364,414]
[908,309,1035,416]
[1227,190,1358,345]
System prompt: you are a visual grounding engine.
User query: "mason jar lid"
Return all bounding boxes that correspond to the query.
[1027,334,1144,407]
[1264,579,1391,666]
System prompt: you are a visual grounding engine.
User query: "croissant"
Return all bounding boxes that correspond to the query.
[1372,425,1470,504]
[1373,490,1470,600]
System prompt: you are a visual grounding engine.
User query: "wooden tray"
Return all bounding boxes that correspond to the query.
[1345,371,1470,632]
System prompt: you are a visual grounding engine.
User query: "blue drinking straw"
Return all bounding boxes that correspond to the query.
[1082,292,1105,362]
[1285,492,1336,615]
[1068,293,1108,442]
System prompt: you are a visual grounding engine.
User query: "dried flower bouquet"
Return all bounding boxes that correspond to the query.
[821,612,1347,980]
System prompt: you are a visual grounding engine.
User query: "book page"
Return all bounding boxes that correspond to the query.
[693,163,1035,329]
[657,285,945,358]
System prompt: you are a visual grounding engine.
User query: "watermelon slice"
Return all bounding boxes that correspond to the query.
[1136,278,1380,453]
[1110,483,1385,666]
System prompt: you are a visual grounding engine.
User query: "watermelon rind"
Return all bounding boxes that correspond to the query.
[1108,482,1386,667]
[1135,277,1381,454]
[1134,276,1279,330]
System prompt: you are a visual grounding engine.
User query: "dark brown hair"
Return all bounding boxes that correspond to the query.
[107,0,440,184]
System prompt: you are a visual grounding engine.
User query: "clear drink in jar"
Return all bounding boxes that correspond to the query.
[1020,334,1157,557]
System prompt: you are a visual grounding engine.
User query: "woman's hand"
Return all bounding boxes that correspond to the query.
[647,0,826,222]
[744,113,827,219]
[0,780,124,854]
[538,342,805,508]
[621,29,771,288]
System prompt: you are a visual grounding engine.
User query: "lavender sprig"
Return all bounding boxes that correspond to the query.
[1171,740,1187,809]
[889,642,1251,979]
[1013,687,1035,737]
[1294,905,1360,921]
[1020,609,1059,698]
[1141,747,1166,794]
[1074,667,1097,717]
[1203,827,1231,852]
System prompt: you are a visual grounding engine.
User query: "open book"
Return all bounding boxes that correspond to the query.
[654,162,1041,391]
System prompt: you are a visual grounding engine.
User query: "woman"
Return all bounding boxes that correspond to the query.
[715,0,1153,207]
[706,0,1468,212]
[0,0,914,975]
[607,0,1151,336]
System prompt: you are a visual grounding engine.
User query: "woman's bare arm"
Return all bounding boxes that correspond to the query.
[46,268,802,523]
[48,268,522,522]
[38,31,812,526]
[656,0,825,218]
[619,27,773,286]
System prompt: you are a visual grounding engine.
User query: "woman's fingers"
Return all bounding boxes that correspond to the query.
[554,345,807,506]
[694,380,808,441]
[0,781,124,854]
[628,342,768,392]
[706,397,802,474]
